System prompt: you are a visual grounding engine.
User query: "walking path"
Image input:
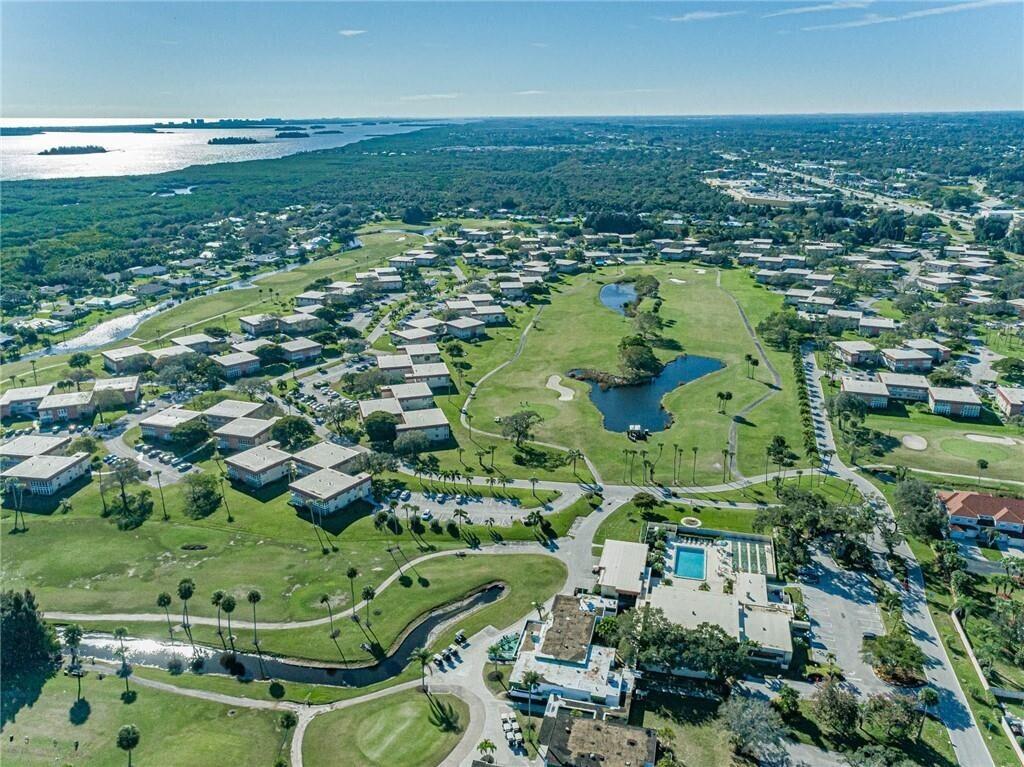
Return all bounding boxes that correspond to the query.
[716,268,783,480]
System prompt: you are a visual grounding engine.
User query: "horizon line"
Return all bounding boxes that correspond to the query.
[3,107,1023,129]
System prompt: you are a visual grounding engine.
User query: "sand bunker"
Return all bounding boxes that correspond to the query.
[546,374,574,401]
[669,278,687,284]
[680,517,702,528]
[695,268,707,274]
[902,435,928,451]
[965,433,1017,446]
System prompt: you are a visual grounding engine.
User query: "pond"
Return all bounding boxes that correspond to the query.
[70,584,503,688]
[581,355,725,433]
[599,282,637,315]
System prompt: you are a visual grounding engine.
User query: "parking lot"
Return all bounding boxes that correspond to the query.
[799,550,888,696]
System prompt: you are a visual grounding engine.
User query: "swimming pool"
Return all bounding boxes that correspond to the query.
[673,545,707,580]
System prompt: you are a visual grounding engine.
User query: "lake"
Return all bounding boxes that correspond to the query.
[599,282,637,315]
[582,354,725,433]
[1,122,429,181]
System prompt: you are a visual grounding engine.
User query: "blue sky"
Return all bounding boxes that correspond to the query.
[2,1,1021,119]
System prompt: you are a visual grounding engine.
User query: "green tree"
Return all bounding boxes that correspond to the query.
[363,411,399,445]
[271,415,315,449]
[720,695,785,759]
[247,589,262,645]
[221,594,237,652]
[116,724,141,767]
[811,678,859,738]
[0,590,60,680]
[156,592,174,640]
[411,645,432,691]
[500,410,543,448]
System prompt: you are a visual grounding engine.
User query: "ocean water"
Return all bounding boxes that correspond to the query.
[1,122,427,181]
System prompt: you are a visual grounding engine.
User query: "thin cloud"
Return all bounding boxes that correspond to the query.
[802,0,1015,30]
[399,93,461,102]
[514,90,548,96]
[764,1,871,18]
[337,29,367,37]
[530,42,549,48]
[668,10,745,22]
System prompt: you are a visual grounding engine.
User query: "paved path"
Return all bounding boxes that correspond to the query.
[801,343,995,767]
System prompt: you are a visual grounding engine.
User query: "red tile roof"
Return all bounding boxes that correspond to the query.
[939,491,1024,526]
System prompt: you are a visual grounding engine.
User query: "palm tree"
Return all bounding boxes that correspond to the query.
[487,642,503,680]
[691,446,698,484]
[156,592,174,640]
[411,645,432,691]
[177,578,196,632]
[114,626,128,659]
[361,585,376,626]
[221,594,237,652]
[522,669,541,731]
[247,589,262,645]
[528,476,539,498]
[917,687,940,738]
[320,594,335,632]
[453,507,470,531]
[743,353,754,377]
[976,458,988,489]
[64,623,84,699]
[346,566,359,611]
[567,449,583,476]
[211,590,225,640]
[478,739,498,759]
[116,724,141,767]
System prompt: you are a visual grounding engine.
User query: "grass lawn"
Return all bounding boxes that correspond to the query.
[679,474,860,507]
[303,690,467,767]
[592,500,758,552]
[1,668,291,767]
[79,553,567,664]
[467,265,805,486]
[629,694,739,766]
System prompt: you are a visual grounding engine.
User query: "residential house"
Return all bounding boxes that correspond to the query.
[37,391,96,424]
[446,317,486,339]
[101,345,152,374]
[202,399,266,429]
[214,417,278,451]
[278,313,325,336]
[833,341,878,367]
[903,339,951,364]
[928,386,982,418]
[291,442,366,476]
[0,434,70,470]
[0,451,91,496]
[212,351,261,380]
[941,491,1024,539]
[226,442,292,488]
[840,378,890,409]
[880,348,933,373]
[171,333,218,354]
[140,407,204,441]
[596,540,649,604]
[239,313,279,336]
[289,468,373,515]
[0,385,54,419]
[93,376,142,404]
[995,385,1024,419]
[858,317,898,337]
[878,373,929,402]
[280,337,322,364]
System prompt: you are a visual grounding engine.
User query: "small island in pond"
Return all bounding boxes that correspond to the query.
[313,129,343,134]
[275,131,310,138]
[38,145,107,155]
[207,136,260,145]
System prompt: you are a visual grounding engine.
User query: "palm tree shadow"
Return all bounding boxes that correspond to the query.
[69,698,91,725]
[426,693,463,732]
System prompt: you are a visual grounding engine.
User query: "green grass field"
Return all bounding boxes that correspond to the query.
[467,265,805,486]
[1,668,290,767]
[830,394,1024,481]
[79,553,567,664]
[592,500,758,551]
[303,690,468,767]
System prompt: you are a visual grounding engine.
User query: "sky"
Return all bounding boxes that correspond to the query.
[2,1,1022,120]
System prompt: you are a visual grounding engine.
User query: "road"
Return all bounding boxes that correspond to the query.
[801,343,996,767]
